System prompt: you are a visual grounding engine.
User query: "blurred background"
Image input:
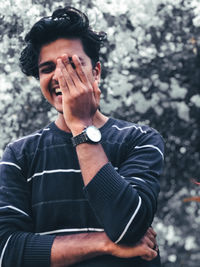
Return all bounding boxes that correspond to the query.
[0,0,200,266]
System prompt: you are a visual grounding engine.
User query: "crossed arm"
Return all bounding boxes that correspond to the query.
[51,229,158,267]
[50,54,160,266]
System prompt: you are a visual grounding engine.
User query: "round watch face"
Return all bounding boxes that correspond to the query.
[86,126,101,142]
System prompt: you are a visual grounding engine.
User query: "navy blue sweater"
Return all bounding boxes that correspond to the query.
[0,118,164,266]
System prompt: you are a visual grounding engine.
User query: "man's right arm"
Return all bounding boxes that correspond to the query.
[0,145,55,267]
[51,229,157,267]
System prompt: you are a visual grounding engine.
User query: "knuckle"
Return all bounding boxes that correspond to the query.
[72,92,79,99]
[79,87,86,95]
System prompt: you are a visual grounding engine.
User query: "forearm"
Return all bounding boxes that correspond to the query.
[51,232,108,267]
[51,229,158,267]
[73,139,108,186]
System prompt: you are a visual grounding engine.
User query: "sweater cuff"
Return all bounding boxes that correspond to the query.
[24,234,55,267]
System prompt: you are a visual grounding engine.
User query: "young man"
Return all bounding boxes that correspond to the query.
[0,7,164,267]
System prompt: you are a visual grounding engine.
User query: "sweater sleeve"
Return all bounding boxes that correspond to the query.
[83,128,164,245]
[0,145,55,267]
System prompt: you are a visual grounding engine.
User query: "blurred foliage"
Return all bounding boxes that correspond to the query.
[0,0,200,266]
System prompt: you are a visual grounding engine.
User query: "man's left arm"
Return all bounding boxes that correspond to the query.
[57,54,164,245]
[82,129,164,245]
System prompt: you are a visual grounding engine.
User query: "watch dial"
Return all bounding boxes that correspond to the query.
[86,126,101,142]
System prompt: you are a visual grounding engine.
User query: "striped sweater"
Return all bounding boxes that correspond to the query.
[0,117,164,267]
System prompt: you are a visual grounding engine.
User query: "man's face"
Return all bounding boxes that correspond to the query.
[38,38,100,113]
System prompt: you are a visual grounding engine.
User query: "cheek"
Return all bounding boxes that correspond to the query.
[39,77,51,100]
[39,76,48,91]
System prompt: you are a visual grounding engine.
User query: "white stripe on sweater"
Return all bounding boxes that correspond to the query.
[0,162,21,170]
[0,235,12,267]
[114,196,142,244]
[10,128,50,144]
[112,125,147,134]
[135,145,164,159]
[37,228,104,235]
[131,176,146,183]
[0,205,29,217]
[27,169,81,182]
[121,176,146,184]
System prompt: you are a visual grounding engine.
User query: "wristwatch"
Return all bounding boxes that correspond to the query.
[71,125,102,147]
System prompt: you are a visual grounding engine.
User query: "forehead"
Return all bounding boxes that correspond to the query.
[38,38,88,64]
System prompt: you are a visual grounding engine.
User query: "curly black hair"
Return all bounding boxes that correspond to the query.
[19,6,107,79]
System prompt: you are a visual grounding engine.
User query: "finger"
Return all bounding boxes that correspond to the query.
[141,249,157,261]
[72,54,89,84]
[149,227,157,237]
[62,54,78,79]
[58,58,77,93]
[62,54,87,91]
[144,236,155,249]
[60,56,76,85]
[55,62,70,96]
[146,228,156,244]
[153,244,159,252]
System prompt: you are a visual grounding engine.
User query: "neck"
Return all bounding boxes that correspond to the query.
[55,110,109,133]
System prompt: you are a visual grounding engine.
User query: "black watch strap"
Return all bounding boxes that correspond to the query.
[71,132,88,147]
[71,126,101,147]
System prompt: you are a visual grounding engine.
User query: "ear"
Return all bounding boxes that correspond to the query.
[93,62,101,83]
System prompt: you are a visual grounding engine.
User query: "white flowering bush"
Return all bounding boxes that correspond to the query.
[0,0,200,266]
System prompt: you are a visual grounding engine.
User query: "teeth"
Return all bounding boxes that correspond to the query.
[55,88,62,94]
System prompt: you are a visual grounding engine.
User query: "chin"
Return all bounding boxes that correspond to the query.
[53,106,63,114]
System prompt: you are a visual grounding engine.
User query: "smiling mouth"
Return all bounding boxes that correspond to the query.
[54,88,62,96]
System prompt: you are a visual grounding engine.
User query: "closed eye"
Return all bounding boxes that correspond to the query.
[40,65,55,74]
[38,62,55,74]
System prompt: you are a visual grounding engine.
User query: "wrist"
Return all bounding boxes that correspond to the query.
[70,121,93,136]
[71,126,87,136]
[97,233,114,255]
[96,232,112,255]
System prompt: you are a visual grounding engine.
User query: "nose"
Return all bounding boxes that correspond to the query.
[52,65,59,85]
[50,73,59,92]
[51,59,63,85]
[52,69,58,82]
[52,74,57,84]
